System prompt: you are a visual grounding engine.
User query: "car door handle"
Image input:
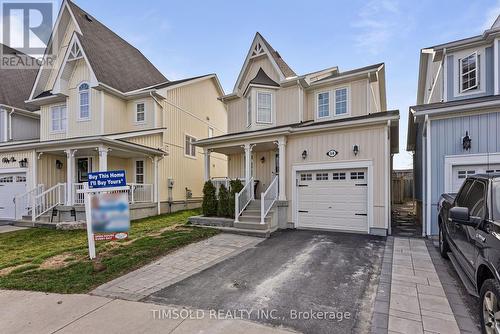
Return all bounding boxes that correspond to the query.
[476,233,486,243]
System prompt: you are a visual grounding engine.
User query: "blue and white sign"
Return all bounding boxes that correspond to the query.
[88,170,126,189]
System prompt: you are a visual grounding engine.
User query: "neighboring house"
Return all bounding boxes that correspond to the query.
[408,16,500,236]
[196,33,399,235]
[0,0,227,221]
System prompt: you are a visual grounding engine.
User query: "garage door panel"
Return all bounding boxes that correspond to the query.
[297,168,368,233]
[0,173,27,220]
[452,164,500,192]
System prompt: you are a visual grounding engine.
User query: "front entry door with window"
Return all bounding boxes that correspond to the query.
[77,158,92,183]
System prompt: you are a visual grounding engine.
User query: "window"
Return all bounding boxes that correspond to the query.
[0,176,13,183]
[136,103,145,123]
[350,171,365,180]
[208,127,214,138]
[493,181,500,220]
[333,172,346,180]
[247,97,252,127]
[257,92,272,123]
[335,88,348,115]
[456,180,474,207]
[300,173,312,181]
[460,52,478,92]
[135,160,144,184]
[466,181,486,218]
[316,173,329,181]
[16,176,26,182]
[317,92,330,118]
[51,105,67,132]
[457,170,475,179]
[185,135,196,157]
[78,83,90,120]
[486,170,500,174]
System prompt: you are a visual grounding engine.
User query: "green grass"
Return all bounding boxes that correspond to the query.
[0,209,218,293]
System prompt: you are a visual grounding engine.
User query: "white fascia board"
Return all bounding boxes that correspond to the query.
[414,99,500,118]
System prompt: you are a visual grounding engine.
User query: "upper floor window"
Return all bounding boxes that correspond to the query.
[208,127,214,138]
[78,83,90,120]
[459,52,478,93]
[257,92,272,124]
[335,88,348,115]
[247,97,252,127]
[51,105,67,132]
[185,134,196,158]
[317,92,330,118]
[136,102,145,123]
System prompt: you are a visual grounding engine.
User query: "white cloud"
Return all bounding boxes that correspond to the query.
[352,0,404,55]
[483,1,500,30]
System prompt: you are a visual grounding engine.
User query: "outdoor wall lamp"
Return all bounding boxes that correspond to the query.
[260,156,265,163]
[302,150,308,160]
[462,131,472,151]
[353,144,360,156]
[56,160,64,169]
[19,158,28,168]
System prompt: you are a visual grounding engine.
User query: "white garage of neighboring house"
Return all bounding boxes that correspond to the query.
[0,172,27,220]
[444,154,500,194]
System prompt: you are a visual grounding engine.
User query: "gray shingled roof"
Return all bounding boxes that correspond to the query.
[257,32,296,78]
[67,1,167,93]
[0,44,39,111]
[249,68,279,87]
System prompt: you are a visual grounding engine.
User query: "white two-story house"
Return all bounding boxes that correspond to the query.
[196,33,399,236]
[0,0,227,222]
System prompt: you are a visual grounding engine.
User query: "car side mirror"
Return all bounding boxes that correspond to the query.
[450,207,470,224]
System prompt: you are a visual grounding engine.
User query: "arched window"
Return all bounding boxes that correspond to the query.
[79,83,90,119]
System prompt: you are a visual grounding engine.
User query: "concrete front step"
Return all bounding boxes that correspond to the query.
[237,215,271,223]
[191,225,275,238]
[234,221,270,230]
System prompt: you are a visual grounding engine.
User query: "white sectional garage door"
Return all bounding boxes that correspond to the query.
[452,164,500,193]
[0,173,27,220]
[297,168,368,233]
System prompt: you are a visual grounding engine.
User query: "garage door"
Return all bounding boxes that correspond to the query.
[452,164,500,193]
[0,173,27,220]
[297,168,368,233]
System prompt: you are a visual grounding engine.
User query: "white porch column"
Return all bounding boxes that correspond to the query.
[203,148,211,181]
[244,143,254,198]
[65,149,76,206]
[277,137,286,201]
[98,147,109,171]
[153,156,161,215]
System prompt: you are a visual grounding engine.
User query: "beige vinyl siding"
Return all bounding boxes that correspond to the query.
[103,94,156,135]
[228,153,244,180]
[227,98,247,133]
[285,125,388,228]
[37,153,67,188]
[276,85,301,125]
[228,151,275,195]
[40,103,67,141]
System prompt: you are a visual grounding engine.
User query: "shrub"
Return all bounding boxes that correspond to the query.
[202,180,217,216]
[228,179,244,218]
[217,184,230,217]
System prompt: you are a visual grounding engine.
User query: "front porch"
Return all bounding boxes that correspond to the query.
[14,138,164,222]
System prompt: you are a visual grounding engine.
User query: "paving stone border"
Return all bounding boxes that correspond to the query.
[371,236,393,334]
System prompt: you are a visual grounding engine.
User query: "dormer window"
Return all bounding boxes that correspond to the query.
[256,92,272,124]
[459,52,478,93]
[78,83,90,120]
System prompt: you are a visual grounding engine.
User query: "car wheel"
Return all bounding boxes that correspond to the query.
[439,224,450,259]
[481,279,500,334]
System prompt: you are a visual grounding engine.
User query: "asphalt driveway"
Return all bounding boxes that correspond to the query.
[145,230,385,334]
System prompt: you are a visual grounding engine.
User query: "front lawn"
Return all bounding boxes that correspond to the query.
[0,209,218,293]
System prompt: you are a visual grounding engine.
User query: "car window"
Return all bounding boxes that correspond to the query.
[494,181,500,220]
[466,181,486,218]
[456,180,474,207]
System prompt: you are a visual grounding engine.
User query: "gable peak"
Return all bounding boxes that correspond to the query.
[492,14,500,29]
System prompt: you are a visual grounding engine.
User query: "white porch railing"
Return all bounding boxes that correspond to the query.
[14,184,45,220]
[211,177,230,195]
[73,182,153,205]
[235,177,254,223]
[261,176,278,224]
[33,183,66,221]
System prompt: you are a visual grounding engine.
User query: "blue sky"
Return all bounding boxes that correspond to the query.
[49,1,500,167]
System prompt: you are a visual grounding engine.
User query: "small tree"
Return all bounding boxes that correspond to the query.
[228,179,244,218]
[217,184,230,217]
[202,180,217,216]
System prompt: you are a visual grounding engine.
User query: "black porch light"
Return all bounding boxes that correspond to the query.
[462,131,472,151]
[19,158,28,168]
[302,150,308,160]
[353,144,360,156]
[56,160,64,169]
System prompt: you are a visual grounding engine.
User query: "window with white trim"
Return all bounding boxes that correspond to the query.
[136,103,145,123]
[335,88,348,115]
[333,172,346,180]
[247,96,252,127]
[135,160,144,184]
[78,83,90,120]
[208,127,214,138]
[350,171,365,180]
[316,173,329,181]
[459,52,478,92]
[51,105,67,132]
[458,170,475,179]
[317,92,330,118]
[257,92,272,123]
[300,173,312,181]
[185,135,196,157]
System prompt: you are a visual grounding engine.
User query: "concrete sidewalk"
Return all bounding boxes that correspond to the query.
[0,290,296,334]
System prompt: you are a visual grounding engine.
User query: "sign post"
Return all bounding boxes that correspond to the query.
[78,170,130,260]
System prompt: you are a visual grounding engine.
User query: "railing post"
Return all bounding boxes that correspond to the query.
[235,193,240,223]
[31,193,36,222]
[261,192,265,224]
[131,185,135,204]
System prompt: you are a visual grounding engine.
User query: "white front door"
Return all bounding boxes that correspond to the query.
[452,164,500,193]
[297,168,368,233]
[0,173,27,219]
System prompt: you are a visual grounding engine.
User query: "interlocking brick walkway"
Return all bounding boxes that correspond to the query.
[91,234,263,301]
[388,237,461,334]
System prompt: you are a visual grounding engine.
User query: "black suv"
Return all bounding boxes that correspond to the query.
[438,174,500,333]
